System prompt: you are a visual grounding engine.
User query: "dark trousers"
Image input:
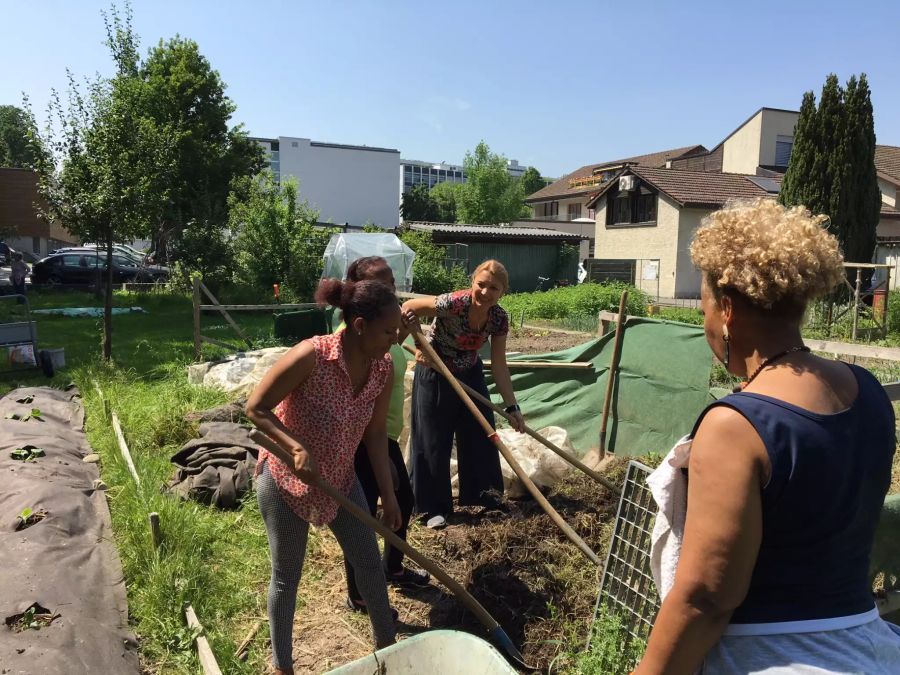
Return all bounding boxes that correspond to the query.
[12,280,25,303]
[410,362,503,516]
[344,438,415,603]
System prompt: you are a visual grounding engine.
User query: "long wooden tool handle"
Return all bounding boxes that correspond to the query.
[600,290,628,454]
[248,429,504,636]
[409,327,602,566]
[402,342,620,495]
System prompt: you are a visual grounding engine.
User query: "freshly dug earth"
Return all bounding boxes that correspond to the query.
[505,327,593,355]
[285,460,631,673]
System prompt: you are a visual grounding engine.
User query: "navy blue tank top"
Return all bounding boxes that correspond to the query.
[691,364,896,624]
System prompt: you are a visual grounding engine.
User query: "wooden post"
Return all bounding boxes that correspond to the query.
[192,276,202,361]
[111,412,141,486]
[149,512,161,550]
[885,267,892,338]
[199,281,253,349]
[852,267,861,342]
[599,291,628,458]
[184,603,223,675]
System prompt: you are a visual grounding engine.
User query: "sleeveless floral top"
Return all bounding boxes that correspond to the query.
[418,289,509,373]
[255,331,393,525]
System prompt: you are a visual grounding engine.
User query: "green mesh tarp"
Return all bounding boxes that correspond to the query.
[486,318,713,457]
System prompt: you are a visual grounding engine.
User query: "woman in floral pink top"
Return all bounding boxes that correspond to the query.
[246,278,402,675]
[401,259,525,529]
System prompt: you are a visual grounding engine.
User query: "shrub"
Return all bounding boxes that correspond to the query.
[398,229,469,295]
[657,307,704,326]
[500,282,648,321]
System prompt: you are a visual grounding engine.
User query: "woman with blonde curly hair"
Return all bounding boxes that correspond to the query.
[636,199,900,674]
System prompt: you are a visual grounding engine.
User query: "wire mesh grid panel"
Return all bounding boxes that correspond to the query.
[596,460,660,642]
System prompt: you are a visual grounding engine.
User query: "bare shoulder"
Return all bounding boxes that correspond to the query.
[692,405,769,481]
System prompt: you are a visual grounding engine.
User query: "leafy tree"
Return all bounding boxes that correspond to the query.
[28,4,175,359]
[400,183,438,222]
[230,173,336,300]
[780,73,880,266]
[457,141,527,224]
[0,105,47,168]
[139,35,265,267]
[520,166,545,198]
[397,228,468,294]
[430,180,462,223]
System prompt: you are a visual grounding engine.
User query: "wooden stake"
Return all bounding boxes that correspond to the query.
[599,291,628,458]
[148,512,161,550]
[93,380,110,422]
[192,276,202,361]
[199,281,253,349]
[184,603,223,675]
[234,620,263,659]
[852,267,861,342]
[111,412,141,486]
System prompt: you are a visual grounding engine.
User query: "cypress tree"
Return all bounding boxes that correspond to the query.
[780,73,879,265]
[843,73,880,265]
[780,91,820,210]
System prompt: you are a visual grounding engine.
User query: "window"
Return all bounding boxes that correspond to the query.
[270,142,280,152]
[541,201,558,218]
[567,203,582,220]
[606,180,658,226]
[775,135,793,167]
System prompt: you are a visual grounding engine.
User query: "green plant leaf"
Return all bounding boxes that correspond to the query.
[20,507,33,521]
[30,408,43,419]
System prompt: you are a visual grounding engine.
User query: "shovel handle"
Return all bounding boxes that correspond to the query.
[249,429,505,634]
[401,343,620,495]
[408,327,602,566]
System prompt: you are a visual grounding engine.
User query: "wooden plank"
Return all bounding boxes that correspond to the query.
[200,334,241,351]
[198,303,319,311]
[882,382,900,401]
[111,412,141,486]
[805,339,900,362]
[482,360,592,369]
[199,281,253,348]
[184,603,223,675]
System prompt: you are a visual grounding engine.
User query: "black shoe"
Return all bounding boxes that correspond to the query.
[386,566,431,589]
[346,596,399,621]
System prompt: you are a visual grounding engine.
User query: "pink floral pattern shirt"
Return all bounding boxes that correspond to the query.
[419,289,509,373]
[255,331,392,525]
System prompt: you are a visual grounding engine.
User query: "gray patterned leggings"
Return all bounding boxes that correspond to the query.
[257,463,396,670]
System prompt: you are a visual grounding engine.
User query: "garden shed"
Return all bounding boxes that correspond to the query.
[405,222,586,292]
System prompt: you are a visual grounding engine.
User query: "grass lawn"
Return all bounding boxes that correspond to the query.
[1,288,285,673]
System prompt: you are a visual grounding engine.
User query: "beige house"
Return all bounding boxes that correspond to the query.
[518,145,707,259]
[587,167,779,298]
[579,107,900,295]
[872,145,900,284]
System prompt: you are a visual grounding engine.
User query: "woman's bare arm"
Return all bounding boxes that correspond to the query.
[635,406,766,674]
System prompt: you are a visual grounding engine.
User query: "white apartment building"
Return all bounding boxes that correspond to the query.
[399,158,533,196]
[253,136,401,229]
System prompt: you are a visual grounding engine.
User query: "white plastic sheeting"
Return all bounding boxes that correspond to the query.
[322,233,415,291]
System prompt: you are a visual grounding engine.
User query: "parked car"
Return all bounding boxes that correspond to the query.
[30,252,169,286]
[49,246,169,274]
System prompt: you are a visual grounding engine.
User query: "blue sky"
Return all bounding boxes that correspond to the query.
[3,1,899,178]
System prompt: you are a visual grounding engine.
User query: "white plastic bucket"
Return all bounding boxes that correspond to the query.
[325,630,517,675]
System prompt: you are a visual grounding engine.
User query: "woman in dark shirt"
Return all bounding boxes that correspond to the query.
[401,259,524,529]
[636,199,900,674]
